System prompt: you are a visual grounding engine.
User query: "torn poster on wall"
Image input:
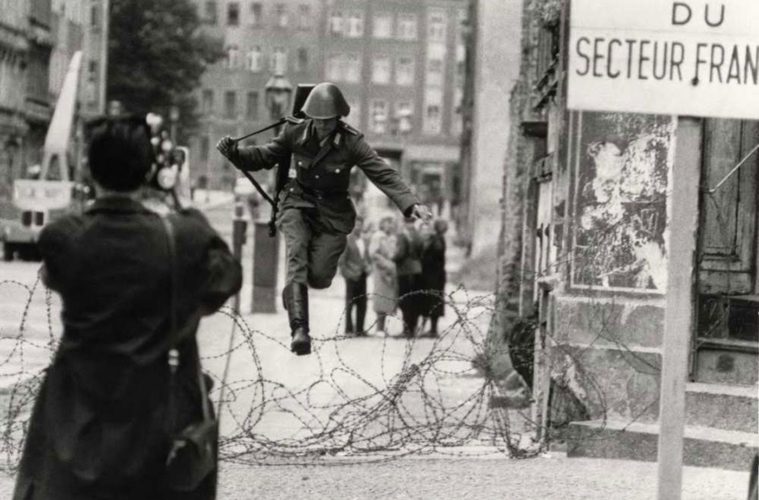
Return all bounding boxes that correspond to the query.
[570,112,674,293]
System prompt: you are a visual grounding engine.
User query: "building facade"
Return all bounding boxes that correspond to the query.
[493,0,758,469]
[455,0,522,255]
[0,0,31,216]
[190,0,467,218]
[189,0,328,191]
[80,0,109,118]
[0,0,108,219]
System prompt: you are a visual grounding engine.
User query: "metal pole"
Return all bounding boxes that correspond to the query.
[206,121,211,203]
[99,0,110,115]
[251,220,278,313]
[656,117,702,500]
[231,201,247,314]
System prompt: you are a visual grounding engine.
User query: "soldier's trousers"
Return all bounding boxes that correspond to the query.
[278,207,347,289]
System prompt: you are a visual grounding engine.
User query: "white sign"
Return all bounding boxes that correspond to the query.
[568,0,759,119]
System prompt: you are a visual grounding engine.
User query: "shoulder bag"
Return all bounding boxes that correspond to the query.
[161,215,218,492]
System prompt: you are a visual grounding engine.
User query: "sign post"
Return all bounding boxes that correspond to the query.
[567,2,759,498]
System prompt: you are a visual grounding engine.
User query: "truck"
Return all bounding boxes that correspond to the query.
[1,51,85,261]
[1,52,192,260]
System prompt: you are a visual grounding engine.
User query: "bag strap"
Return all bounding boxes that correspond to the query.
[161,215,211,423]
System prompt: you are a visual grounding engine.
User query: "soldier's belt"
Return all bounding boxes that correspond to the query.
[295,181,349,200]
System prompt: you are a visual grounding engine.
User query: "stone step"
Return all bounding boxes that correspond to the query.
[695,344,758,385]
[567,420,759,471]
[686,382,758,433]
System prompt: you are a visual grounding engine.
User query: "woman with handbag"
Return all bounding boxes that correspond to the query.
[12,116,242,500]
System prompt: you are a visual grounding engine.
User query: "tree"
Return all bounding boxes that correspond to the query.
[107,0,223,139]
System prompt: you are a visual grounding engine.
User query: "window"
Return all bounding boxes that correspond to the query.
[204,1,217,24]
[250,2,262,26]
[224,90,237,119]
[424,104,442,134]
[369,99,388,134]
[457,8,468,32]
[372,56,391,84]
[395,57,415,86]
[451,88,463,135]
[246,47,262,72]
[227,2,240,26]
[346,11,364,38]
[90,4,100,28]
[295,48,309,72]
[344,54,361,83]
[373,13,393,39]
[326,54,343,80]
[246,91,259,120]
[428,10,447,42]
[395,101,412,120]
[274,3,287,27]
[397,13,417,40]
[454,59,465,88]
[298,4,311,29]
[226,45,241,68]
[424,88,443,134]
[329,11,344,36]
[426,58,444,87]
[87,60,98,83]
[345,99,361,128]
[270,47,287,74]
[395,101,413,134]
[456,41,466,63]
[202,89,214,114]
[200,136,210,161]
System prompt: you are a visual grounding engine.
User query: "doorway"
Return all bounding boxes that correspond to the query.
[693,119,759,385]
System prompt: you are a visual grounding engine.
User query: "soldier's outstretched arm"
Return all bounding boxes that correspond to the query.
[216,127,291,172]
[352,138,419,216]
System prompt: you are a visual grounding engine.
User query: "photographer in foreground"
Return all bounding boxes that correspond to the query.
[13,116,241,500]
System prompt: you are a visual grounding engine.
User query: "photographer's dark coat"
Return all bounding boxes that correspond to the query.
[13,197,241,500]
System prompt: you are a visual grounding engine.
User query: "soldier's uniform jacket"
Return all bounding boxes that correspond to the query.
[234,118,418,234]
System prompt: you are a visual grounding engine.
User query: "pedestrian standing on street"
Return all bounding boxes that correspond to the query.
[369,216,399,336]
[217,82,431,355]
[338,217,372,336]
[420,219,448,337]
[13,116,242,500]
[395,217,425,337]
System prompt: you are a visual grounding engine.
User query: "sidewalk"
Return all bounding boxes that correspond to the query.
[0,452,748,499]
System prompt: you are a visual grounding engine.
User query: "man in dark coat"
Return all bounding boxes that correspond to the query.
[420,219,448,337]
[395,217,425,337]
[13,117,242,500]
[217,82,431,355]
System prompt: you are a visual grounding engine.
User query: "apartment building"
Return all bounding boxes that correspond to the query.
[189,0,326,190]
[0,0,31,207]
[191,0,467,210]
[0,0,108,219]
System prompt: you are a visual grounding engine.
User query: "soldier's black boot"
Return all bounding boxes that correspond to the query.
[285,282,311,356]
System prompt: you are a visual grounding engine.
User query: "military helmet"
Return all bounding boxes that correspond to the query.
[301,82,350,119]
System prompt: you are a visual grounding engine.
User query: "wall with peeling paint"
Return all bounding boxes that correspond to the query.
[550,112,675,423]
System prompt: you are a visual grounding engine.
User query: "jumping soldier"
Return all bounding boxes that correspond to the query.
[217,82,432,356]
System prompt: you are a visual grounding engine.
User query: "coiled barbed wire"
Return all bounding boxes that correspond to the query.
[0,270,621,470]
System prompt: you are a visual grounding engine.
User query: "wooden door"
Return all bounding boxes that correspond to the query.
[694,119,759,385]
